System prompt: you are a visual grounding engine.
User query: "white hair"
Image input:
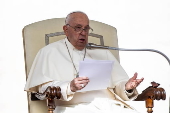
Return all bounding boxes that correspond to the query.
[65,11,87,24]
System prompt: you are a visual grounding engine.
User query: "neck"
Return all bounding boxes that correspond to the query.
[75,47,85,50]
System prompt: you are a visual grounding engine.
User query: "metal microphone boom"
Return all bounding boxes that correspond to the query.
[86,43,170,65]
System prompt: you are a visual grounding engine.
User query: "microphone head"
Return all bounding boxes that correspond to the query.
[86,43,96,49]
[86,43,109,49]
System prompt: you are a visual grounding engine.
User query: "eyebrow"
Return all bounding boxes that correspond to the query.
[75,24,90,27]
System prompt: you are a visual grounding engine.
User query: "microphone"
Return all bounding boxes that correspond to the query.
[86,43,170,65]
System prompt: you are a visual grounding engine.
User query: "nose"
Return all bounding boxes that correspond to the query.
[80,29,87,35]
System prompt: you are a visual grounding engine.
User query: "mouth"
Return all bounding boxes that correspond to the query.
[79,38,86,43]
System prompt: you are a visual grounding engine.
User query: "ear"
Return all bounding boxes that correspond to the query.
[63,25,68,36]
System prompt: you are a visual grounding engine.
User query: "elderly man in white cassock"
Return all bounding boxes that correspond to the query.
[24,11,144,113]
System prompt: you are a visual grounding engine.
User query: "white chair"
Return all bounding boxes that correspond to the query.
[22,18,166,113]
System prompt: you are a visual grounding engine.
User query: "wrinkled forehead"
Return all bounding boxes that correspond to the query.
[66,12,89,26]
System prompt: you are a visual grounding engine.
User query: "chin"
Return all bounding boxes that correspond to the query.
[76,45,86,50]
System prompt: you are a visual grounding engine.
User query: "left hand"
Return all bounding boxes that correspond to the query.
[125,72,144,91]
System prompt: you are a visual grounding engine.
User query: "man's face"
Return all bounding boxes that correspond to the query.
[63,13,89,50]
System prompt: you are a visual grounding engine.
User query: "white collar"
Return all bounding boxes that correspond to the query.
[64,37,86,52]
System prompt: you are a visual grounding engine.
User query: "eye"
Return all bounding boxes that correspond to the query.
[75,26,82,29]
[85,27,90,30]
[75,26,82,31]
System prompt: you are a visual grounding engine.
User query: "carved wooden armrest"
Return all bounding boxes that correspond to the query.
[134,81,166,113]
[31,86,61,113]
[30,82,166,113]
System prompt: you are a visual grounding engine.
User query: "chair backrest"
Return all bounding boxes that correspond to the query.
[23,18,119,113]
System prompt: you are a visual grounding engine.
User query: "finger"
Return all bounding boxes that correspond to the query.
[141,77,144,81]
[134,79,144,88]
[78,80,89,85]
[77,77,90,84]
[84,80,89,86]
[77,77,89,81]
[136,77,144,83]
[75,83,84,89]
[73,80,89,89]
[79,83,88,89]
[79,80,90,88]
[131,73,138,80]
[72,79,84,85]
[80,84,85,88]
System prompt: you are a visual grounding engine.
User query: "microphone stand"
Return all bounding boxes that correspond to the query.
[86,43,170,65]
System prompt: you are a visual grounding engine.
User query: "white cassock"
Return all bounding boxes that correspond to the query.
[24,38,140,113]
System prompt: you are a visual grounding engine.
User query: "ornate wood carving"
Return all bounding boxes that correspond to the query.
[135,81,166,113]
[31,81,166,113]
[31,86,61,113]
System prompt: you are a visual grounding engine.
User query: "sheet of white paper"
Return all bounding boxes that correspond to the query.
[78,59,114,92]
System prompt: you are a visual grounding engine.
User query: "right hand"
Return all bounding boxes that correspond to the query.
[70,77,89,92]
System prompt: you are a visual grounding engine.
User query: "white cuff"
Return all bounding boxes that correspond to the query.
[125,89,134,97]
[66,82,75,95]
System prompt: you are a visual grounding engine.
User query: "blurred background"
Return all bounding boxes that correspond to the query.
[1,0,170,113]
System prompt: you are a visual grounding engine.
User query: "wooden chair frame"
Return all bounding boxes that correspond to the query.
[30,32,166,113]
[23,18,166,113]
